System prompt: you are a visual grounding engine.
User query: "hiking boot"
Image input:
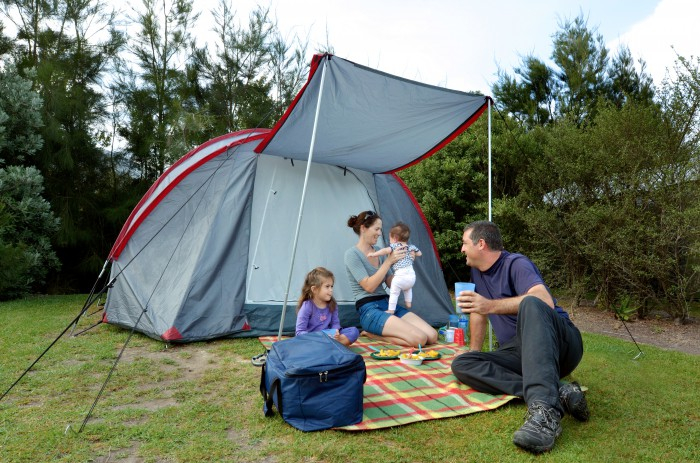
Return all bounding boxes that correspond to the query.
[512,402,562,454]
[559,381,590,422]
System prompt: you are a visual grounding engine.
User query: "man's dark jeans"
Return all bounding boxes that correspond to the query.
[451,296,583,414]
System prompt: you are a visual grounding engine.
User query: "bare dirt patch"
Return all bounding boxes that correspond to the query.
[106,345,221,415]
[119,346,219,382]
[569,305,700,355]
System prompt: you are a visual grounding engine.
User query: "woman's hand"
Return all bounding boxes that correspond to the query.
[358,245,406,293]
[388,245,408,264]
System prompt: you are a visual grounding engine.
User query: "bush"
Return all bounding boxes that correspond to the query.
[0,166,60,299]
[514,100,699,321]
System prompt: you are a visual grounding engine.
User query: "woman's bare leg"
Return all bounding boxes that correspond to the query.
[400,312,438,345]
[380,315,435,347]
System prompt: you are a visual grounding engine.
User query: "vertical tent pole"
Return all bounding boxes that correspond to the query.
[487,98,493,350]
[488,98,492,222]
[277,57,330,339]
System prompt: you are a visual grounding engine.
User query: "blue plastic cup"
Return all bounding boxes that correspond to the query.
[322,328,338,337]
[454,282,476,314]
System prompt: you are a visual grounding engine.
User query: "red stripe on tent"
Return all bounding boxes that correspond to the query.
[110,130,260,259]
[109,130,269,260]
[386,97,491,173]
[161,327,183,341]
[254,53,329,154]
[390,174,443,267]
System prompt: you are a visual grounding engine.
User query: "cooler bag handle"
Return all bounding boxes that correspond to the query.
[260,364,283,417]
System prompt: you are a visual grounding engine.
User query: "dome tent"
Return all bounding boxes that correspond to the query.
[103,54,490,342]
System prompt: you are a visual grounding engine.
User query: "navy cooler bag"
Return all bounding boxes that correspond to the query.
[260,331,366,431]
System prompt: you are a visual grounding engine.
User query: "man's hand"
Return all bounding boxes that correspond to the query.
[456,290,491,315]
[456,283,554,317]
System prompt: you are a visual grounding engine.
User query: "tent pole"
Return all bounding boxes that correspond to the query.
[487,98,493,351]
[488,98,492,221]
[277,57,330,339]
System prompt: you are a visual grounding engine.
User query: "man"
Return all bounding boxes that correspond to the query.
[451,220,589,454]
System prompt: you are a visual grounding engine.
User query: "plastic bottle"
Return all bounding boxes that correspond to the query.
[448,314,459,330]
[458,315,469,342]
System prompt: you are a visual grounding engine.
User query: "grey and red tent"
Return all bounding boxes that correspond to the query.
[103,54,491,342]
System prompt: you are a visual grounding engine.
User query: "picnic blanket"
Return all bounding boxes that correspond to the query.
[258,335,516,431]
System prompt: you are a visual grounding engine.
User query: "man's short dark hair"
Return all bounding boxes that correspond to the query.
[464,220,504,251]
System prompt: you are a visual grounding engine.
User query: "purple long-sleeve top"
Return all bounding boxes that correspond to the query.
[295,299,341,336]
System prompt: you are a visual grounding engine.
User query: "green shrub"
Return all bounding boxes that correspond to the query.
[0,166,60,299]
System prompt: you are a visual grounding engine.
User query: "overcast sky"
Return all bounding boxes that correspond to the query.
[190,0,698,95]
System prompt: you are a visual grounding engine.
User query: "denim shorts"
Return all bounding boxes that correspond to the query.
[358,297,409,335]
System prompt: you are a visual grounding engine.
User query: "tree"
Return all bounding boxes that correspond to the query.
[399,112,532,284]
[0,165,60,299]
[399,129,487,282]
[0,64,43,167]
[493,56,554,128]
[2,0,127,289]
[652,54,700,321]
[493,14,654,128]
[120,0,199,178]
[188,2,308,137]
[607,45,655,108]
[550,15,609,124]
[512,89,699,322]
[267,27,308,123]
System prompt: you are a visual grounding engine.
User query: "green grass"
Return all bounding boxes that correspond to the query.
[1,295,699,462]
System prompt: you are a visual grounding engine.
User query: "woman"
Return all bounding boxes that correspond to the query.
[344,210,437,347]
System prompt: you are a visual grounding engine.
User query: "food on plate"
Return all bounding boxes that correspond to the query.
[376,349,401,358]
[418,349,440,359]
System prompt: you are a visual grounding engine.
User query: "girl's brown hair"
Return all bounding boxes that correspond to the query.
[296,267,337,313]
[347,210,381,235]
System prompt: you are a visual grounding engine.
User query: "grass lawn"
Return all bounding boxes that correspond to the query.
[1,294,699,462]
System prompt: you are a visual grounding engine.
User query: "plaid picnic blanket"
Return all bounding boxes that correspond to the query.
[258,335,516,431]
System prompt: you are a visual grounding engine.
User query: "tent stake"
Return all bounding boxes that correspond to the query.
[71,320,103,337]
[79,310,145,432]
[620,318,645,359]
[70,259,109,337]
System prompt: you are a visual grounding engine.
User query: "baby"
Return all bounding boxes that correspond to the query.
[368,222,421,313]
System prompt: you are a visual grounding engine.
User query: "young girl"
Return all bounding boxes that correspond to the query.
[295,267,360,346]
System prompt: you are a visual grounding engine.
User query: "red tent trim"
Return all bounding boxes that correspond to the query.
[390,173,443,267]
[109,130,269,260]
[254,53,329,154]
[386,97,491,174]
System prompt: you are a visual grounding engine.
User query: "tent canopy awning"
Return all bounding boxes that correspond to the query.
[256,54,490,173]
